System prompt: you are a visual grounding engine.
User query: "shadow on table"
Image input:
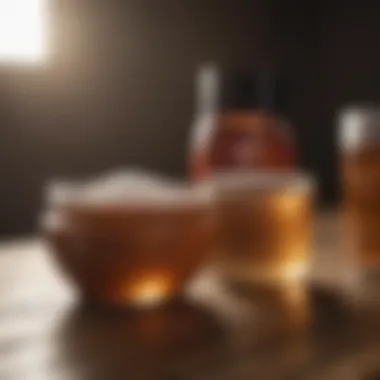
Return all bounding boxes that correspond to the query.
[57,298,225,379]
[55,280,369,380]
[226,279,356,336]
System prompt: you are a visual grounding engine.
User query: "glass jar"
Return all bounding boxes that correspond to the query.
[339,106,380,272]
[188,65,296,181]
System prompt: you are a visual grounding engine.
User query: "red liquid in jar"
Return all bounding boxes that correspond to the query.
[190,112,296,180]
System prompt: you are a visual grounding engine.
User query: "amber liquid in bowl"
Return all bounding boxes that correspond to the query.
[46,203,215,308]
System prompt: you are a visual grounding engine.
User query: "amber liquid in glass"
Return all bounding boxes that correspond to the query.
[216,183,313,283]
[342,144,380,267]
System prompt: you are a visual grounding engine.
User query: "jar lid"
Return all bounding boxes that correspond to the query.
[197,65,287,113]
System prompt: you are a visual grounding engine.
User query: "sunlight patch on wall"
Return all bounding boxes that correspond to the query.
[0,0,47,64]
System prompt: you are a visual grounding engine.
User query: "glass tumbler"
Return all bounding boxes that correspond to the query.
[214,172,315,285]
[339,106,380,274]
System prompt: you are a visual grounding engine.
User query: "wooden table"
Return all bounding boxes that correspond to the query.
[1,214,380,380]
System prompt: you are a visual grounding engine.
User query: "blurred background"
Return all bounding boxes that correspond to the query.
[0,0,379,235]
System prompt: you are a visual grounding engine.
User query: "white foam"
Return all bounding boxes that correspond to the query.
[39,210,67,233]
[46,169,213,209]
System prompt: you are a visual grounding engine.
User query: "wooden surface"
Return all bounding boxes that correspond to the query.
[1,214,380,379]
